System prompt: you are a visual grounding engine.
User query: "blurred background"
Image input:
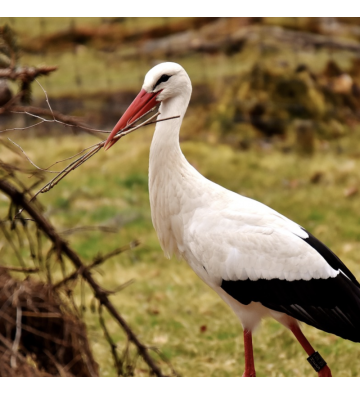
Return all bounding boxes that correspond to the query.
[1,17,360,377]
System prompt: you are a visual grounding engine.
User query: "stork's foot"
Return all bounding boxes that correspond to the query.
[318,365,332,377]
[242,369,256,377]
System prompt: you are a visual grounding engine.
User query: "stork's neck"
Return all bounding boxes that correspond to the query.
[149,93,190,168]
[149,90,199,258]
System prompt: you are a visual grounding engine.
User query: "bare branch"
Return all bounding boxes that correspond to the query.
[98,304,124,376]
[43,144,101,170]
[10,303,22,368]
[52,241,139,290]
[0,265,39,273]
[35,79,56,120]
[0,221,26,268]
[104,279,135,296]
[7,138,60,173]
[60,225,119,235]
[1,105,107,136]
[0,66,57,81]
[0,120,45,134]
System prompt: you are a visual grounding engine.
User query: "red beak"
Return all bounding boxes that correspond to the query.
[104,89,161,150]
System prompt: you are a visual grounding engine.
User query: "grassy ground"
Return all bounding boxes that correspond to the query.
[2,125,360,376]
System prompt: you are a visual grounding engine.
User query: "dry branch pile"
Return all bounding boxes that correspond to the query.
[0,268,98,377]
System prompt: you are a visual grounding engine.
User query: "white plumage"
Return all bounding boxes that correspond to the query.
[105,62,360,377]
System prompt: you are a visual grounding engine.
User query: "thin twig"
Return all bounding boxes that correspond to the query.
[10,303,22,368]
[36,226,43,274]
[44,245,55,285]
[0,221,26,268]
[0,333,29,365]
[9,107,107,135]
[21,311,61,318]
[91,240,140,267]
[52,241,139,290]
[0,265,39,273]
[148,347,179,377]
[7,139,60,173]
[43,143,101,170]
[35,79,55,120]
[104,279,135,295]
[98,304,123,376]
[0,120,45,134]
[43,349,68,377]
[0,218,35,224]
[0,93,23,115]
[60,225,118,235]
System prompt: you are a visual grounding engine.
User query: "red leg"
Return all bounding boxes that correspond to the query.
[242,329,256,377]
[290,324,332,377]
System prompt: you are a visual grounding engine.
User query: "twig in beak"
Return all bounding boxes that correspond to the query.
[14,111,180,214]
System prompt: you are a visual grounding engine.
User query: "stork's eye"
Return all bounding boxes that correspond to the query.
[153,74,171,90]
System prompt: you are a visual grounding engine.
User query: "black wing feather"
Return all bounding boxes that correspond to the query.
[221,230,360,342]
[302,230,360,287]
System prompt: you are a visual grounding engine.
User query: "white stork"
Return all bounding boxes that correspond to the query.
[104,62,360,377]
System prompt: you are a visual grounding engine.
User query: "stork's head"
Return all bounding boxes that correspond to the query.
[104,62,191,150]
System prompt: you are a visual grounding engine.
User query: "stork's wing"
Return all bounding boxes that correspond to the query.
[185,197,360,342]
[186,206,339,283]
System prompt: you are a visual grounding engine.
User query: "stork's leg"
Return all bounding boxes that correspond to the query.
[290,324,332,377]
[242,329,256,377]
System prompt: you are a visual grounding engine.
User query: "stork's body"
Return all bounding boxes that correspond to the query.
[105,62,360,377]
